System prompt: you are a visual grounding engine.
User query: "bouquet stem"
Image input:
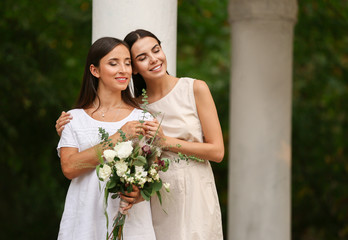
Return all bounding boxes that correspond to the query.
[108,199,128,240]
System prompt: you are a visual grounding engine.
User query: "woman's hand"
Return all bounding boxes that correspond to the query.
[119,185,144,211]
[56,111,72,136]
[110,121,146,143]
[144,118,165,139]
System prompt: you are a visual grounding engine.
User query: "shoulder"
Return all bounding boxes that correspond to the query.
[179,77,210,92]
[193,79,211,95]
[65,109,88,126]
[67,108,84,117]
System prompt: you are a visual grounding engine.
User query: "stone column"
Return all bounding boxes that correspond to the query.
[92,0,177,75]
[228,1,297,240]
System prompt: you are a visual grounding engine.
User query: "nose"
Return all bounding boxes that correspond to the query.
[149,54,158,64]
[119,63,127,73]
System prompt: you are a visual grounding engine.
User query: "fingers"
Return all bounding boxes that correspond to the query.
[144,120,163,138]
[59,112,73,123]
[119,184,140,203]
[145,130,156,138]
[122,203,134,211]
[56,125,65,136]
[144,119,159,128]
[119,194,137,204]
[119,185,145,211]
[56,111,72,136]
[56,112,72,126]
[120,121,147,139]
[119,194,137,211]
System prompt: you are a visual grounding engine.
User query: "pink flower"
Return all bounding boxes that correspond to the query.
[158,159,165,167]
[142,145,152,155]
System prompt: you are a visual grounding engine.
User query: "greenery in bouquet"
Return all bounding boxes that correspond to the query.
[95,89,204,239]
[96,126,170,240]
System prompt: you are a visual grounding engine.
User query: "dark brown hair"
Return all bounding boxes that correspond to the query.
[124,29,163,98]
[75,37,139,109]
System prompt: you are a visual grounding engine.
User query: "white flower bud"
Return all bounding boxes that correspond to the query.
[99,165,112,181]
[103,149,117,162]
[163,182,170,192]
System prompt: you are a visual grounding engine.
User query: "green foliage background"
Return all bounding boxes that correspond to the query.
[0,0,347,239]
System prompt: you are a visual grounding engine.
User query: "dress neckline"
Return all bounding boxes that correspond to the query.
[148,78,183,106]
[81,108,137,124]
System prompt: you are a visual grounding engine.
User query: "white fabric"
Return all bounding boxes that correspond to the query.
[148,78,223,240]
[57,108,156,240]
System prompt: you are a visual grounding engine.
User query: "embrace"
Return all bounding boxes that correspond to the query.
[55,29,224,240]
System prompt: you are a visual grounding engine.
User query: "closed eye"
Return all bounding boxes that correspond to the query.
[153,46,160,53]
[138,56,146,61]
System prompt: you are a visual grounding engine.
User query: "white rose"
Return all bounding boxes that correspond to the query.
[103,149,117,162]
[114,141,133,159]
[115,159,128,177]
[99,165,112,181]
[163,182,170,192]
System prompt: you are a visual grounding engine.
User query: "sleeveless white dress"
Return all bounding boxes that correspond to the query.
[148,78,223,240]
[57,108,156,240]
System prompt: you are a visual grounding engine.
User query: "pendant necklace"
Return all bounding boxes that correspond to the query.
[93,102,122,118]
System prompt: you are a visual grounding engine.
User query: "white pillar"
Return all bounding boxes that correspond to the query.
[228,1,297,240]
[92,0,177,75]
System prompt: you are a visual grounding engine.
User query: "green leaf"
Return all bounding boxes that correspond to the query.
[104,188,109,208]
[111,194,119,199]
[96,164,101,178]
[156,191,162,205]
[140,190,150,201]
[127,184,133,193]
[152,179,162,192]
[106,180,116,189]
[133,155,147,166]
[117,129,127,141]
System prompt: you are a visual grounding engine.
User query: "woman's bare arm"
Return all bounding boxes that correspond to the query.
[145,80,224,163]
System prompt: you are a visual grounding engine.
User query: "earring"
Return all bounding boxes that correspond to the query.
[129,76,135,98]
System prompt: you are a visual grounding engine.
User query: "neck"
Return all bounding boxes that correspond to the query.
[96,88,124,108]
[144,74,178,100]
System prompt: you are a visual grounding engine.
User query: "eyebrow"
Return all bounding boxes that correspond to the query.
[135,44,159,59]
[108,57,131,61]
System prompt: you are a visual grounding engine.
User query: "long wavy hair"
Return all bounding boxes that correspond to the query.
[74,37,139,110]
[124,29,163,98]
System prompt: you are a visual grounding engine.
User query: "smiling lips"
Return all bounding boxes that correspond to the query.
[115,77,128,83]
[150,64,162,72]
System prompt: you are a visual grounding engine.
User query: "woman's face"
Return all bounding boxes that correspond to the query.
[91,44,132,92]
[130,37,167,80]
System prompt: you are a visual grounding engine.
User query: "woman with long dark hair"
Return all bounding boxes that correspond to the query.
[56,30,224,240]
[123,29,224,240]
[57,37,156,240]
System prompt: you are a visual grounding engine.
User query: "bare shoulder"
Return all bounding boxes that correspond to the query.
[193,79,211,96]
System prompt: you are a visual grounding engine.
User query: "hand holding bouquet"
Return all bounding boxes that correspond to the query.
[96,127,170,240]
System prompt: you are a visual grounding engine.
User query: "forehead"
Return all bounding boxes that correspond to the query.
[102,44,130,61]
[131,37,159,54]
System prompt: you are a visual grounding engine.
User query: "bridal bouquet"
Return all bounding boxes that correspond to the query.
[96,127,170,240]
